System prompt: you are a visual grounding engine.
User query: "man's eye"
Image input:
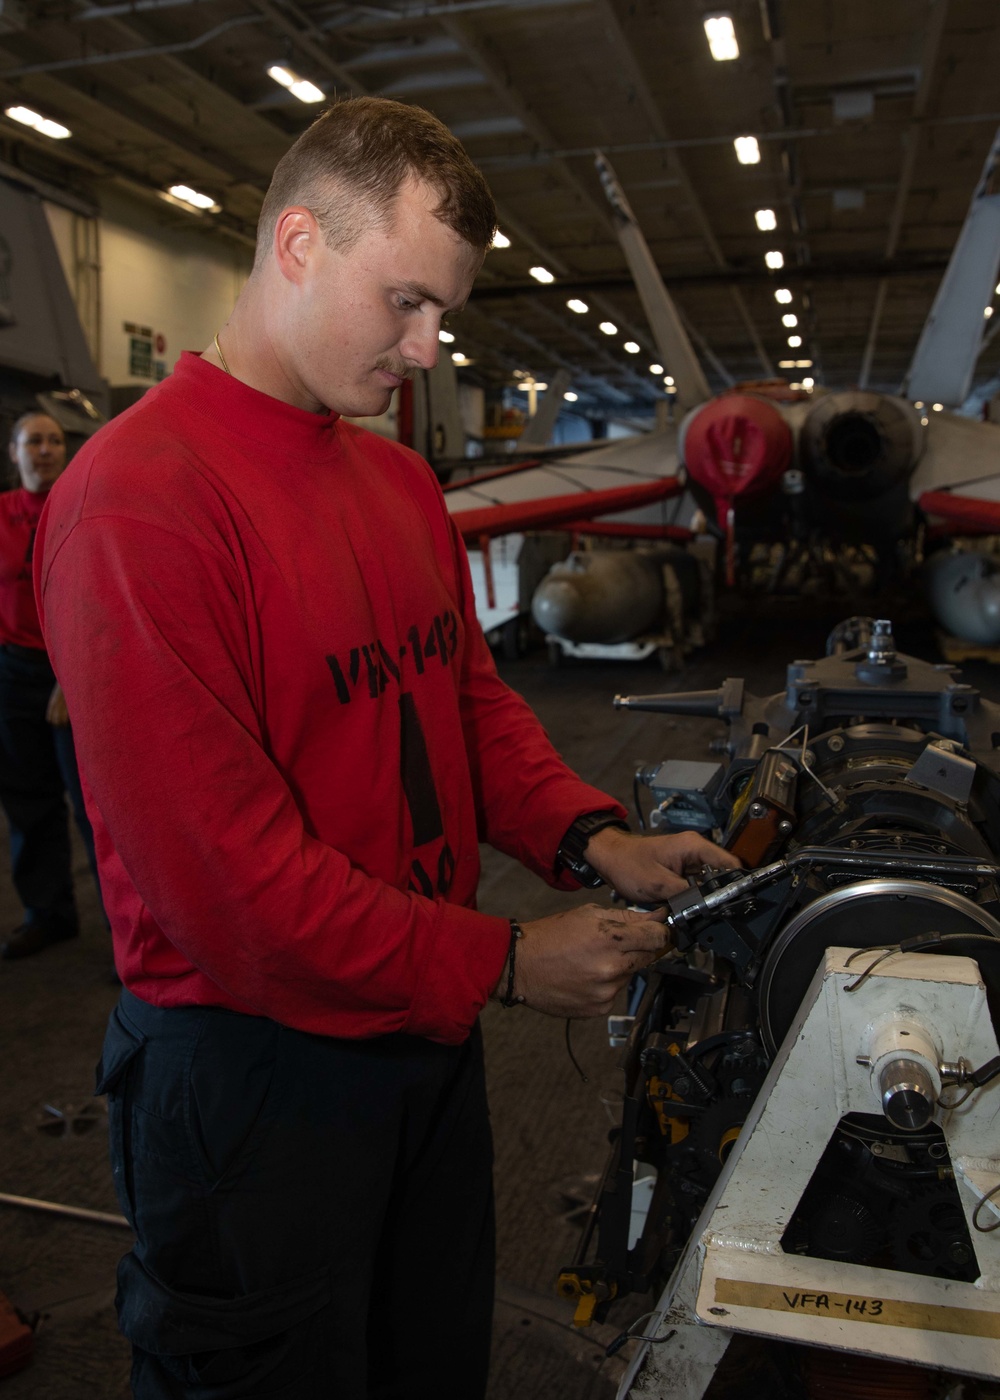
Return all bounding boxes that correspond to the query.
[396,296,417,311]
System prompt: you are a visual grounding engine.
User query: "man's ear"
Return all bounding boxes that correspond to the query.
[273,207,319,285]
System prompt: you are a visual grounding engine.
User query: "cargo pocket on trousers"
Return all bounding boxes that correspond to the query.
[94,1005,148,1231]
[117,1251,331,1398]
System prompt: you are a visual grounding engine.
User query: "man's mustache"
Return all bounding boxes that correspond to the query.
[375,357,414,380]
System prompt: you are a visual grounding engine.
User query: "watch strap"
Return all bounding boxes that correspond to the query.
[556,810,630,887]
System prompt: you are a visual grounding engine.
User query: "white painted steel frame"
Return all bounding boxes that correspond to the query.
[618,948,1000,1397]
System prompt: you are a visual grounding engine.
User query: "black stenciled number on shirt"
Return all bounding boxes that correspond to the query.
[325,609,458,705]
[399,692,454,898]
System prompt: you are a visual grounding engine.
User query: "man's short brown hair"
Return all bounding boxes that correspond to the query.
[255,96,497,266]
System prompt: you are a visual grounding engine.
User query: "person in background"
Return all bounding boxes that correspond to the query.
[0,411,103,958]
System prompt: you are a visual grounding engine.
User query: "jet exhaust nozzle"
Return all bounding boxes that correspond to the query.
[800,392,923,503]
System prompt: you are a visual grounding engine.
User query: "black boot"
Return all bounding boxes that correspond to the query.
[0,921,79,960]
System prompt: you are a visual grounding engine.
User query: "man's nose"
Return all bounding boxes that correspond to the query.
[400,320,440,372]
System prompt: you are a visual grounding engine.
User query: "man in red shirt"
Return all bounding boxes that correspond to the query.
[0,411,102,957]
[36,98,734,1397]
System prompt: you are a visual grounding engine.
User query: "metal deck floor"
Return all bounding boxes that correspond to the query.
[0,607,978,1398]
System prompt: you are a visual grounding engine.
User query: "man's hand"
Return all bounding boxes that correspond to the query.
[583,827,740,904]
[46,682,70,727]
[502,903,669,1018]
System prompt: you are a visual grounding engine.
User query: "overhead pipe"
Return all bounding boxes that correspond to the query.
[1,15,265,78]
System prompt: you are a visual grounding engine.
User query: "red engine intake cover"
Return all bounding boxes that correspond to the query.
[684,393,793,510]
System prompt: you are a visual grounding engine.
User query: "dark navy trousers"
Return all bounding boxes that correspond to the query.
[0,643,102,930]
[98,990,495,1399]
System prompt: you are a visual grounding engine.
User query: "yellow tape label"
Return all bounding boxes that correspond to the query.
[714,1278,1000,1340]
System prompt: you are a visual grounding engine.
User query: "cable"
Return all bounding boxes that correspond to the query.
[633,769,647,831]
[973,1181,1000,1234]
[605,1315,677,1357]
[565,1018,589,1084]
[844,931,1000,993]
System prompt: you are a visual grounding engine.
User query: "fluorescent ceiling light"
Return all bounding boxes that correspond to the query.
[986,306,994,318]
[167,183,217,211]
[704,13,739,61]
[795,359,813,368]
[566,298,589,314]
[5,105,70,139]
[932,403,943,411]
[564,391,578,402]
[599,321,617,335]
[775,288,793,304]
[438,329,455,343]
[529,265,555,283]
[451,351,470,364]
[787,335,802,348]
[664,375,675,386]
[533,382,548,391]
[781,313,798,328]
[778,360,795,369]
[491,230,511,249]
[291,80,325,103]
[802,377,815,388]
[649,363,664,375]
[734,135,760,165]
[755,208,777,231]
[266,65,323,103]
[765,250,784,269]
[623,341,640,353]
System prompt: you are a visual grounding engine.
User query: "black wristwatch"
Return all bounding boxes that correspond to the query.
[556,810,630,888]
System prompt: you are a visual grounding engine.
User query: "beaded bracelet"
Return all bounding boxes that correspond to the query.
[500,918,525,1008]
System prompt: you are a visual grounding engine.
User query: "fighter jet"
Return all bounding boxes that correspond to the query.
[445,138,1000,662]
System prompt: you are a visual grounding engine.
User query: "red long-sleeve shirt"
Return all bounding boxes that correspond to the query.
[35,354,623,1044]
[0,487,48,649]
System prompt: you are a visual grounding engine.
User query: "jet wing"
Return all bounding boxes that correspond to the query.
[911,411,1000,532]
[445,426,688,542]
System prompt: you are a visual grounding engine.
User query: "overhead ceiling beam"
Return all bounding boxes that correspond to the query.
[441,20,714,392]
[465,306,635,406]
[471,108,1000,172]
[485,201,662,397]
[589,0,770,377]
[437,15,614,240]
[528,296,660,400]
[858,0,949,387]
[1,15,267,79]
[322,0,587,34]
[0,123,260,245]
[0,69,271,192]
[245,0,368,97]
[6,1,296,190]
[471,255,951,297]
